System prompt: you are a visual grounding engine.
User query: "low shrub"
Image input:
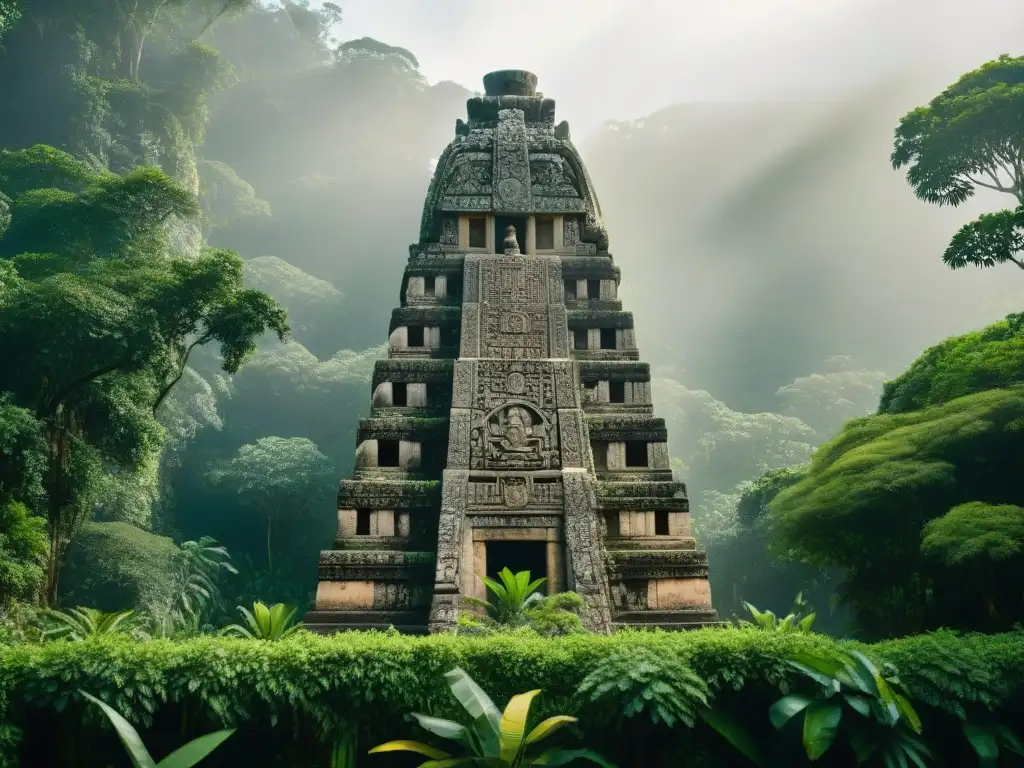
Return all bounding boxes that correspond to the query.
[0,627,1020,767]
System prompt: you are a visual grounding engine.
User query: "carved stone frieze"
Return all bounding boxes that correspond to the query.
[492,109,533,214]
[428,470,469,630]
[440,216,460,246]
[563,217,579,247]
[463,256,481,302]
[530,153,581,198]
[561,469,614,632]
[466,473,563,510]
[451,360,476,408]
[480,257,553,359]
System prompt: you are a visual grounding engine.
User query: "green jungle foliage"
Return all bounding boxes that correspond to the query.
[370,666,612,767]
[0,629,1021,767]
[768,311,1024,637]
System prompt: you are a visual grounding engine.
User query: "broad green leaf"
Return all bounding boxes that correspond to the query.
[698,705,767,767]
[525,716,577,746]
[500,689,540,762]
[788,661,840,693]
[368,740,451,760]
[892,693,922,734]
[445,667,502,737]
[843,694,871,718]
[845,651,883,697]
[963,721,1000,765]
[802,700,842,760]
[156,730,235,768]
[419,758,479,767]
[411,713,472,747]
[769,694,814,729]
[80,691,157,768]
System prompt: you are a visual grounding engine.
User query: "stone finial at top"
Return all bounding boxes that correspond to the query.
[503,225,521,255]
[483,70,538,97]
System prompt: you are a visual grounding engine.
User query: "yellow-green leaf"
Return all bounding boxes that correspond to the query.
[500,689,540,762]
[525,716,577,746]
[368,740,451,760]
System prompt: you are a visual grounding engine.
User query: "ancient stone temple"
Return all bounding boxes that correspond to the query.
[305,70,718,634]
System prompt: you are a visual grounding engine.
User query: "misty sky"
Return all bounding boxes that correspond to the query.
[323,0,1024,138]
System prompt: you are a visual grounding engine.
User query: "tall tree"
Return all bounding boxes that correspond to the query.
[206,436,333,575]
[892,54,1024,274]
[0,147,288,603]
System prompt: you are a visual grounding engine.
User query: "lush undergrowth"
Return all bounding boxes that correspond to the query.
[1,627,1022,767]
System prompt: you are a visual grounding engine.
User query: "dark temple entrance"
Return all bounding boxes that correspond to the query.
[495,216,528,253]
[486,540,547,585]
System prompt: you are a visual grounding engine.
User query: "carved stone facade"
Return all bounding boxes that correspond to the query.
[305,70,718,635]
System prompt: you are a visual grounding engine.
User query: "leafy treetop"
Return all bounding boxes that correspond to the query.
[892,54,1024,207]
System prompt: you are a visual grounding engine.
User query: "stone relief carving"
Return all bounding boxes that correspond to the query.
[480,258,551,359]
[471,402,559,471]
[445,152,493,196]
[466,474,563,510]
[492,109,533,213]
[530,153,581,198]
[474,360,556,411]
[562,217,579,247]
[440,216,459,246]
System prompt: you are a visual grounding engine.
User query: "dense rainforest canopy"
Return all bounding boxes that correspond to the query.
[0,0,1021,647]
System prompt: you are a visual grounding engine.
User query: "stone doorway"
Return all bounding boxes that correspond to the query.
[485,540,547,587]
[494,215,528,253]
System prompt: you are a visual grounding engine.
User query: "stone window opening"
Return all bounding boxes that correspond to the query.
[378,440,400,467]
[468,216,487,249]
[655,510,670,536]
[424,276,436,296]
[407,326,425,347]
[625,440,648,468]
[356,509,372,535]
[564,279,577,299]
[599,328,617,350]
[392,382,408,406]
[587,279,601,300]
[536,216,555,250]
[609,380,626,403]
[573,329,588,350]
[603,511,618,536]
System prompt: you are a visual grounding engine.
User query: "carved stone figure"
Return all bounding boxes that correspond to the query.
[305,70,719,636]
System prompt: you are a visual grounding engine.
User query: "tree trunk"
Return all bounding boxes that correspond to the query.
[42,411,70,606]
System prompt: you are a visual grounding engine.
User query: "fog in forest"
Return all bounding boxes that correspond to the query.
[4,0,1024,638]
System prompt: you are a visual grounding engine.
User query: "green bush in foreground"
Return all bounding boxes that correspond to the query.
[0,628,1020,767]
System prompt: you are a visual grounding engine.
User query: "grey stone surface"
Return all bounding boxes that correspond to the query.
[308,68,717,635]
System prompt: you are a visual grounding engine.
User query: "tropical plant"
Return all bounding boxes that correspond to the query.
[43,607,134,641]
[458,591,586,637]
[463,567,546,626]
[173,537,237,621]
[962,717,1024,767]
[739,593,817,634]
[330,732,357,768]
[576,646,765,766]
[369,666,614,767]
[770,648,931,765]
[219,600,302,640]
[81,690,234,767]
